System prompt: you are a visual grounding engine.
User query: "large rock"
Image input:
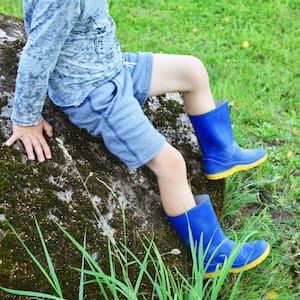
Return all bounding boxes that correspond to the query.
[0,14,224,298]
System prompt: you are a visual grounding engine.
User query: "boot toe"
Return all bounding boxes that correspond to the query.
[204,240,270,278]
[231,240,270,272]
[234,146,267,165]
[204,146,268,180]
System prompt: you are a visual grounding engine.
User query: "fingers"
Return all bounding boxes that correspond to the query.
[5,133,36,161]
[11,135,45,162]
[26,136,52,162]
[4,122,53,162]
[43,120,53,138]
[4,134,17,147]
[23,137,35,161]
[37,135,52,161]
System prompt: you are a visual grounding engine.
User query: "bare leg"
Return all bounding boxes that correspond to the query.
[147,54,270,275]
[147,54,215,216]
[147,143,196,216]
[149,53,215,115]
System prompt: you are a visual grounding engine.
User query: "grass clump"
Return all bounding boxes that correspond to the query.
[1,216,260,300]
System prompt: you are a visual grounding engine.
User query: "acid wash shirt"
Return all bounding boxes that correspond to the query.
[12,0,123,125]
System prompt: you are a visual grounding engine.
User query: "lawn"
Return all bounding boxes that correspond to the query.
[0,0,299,299]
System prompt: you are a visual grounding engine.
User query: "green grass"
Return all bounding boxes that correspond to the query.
[0,0,299,299]
[1,215,258,300]
[0,0,22,18]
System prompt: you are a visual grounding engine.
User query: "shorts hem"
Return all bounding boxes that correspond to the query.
[126,138,166,169]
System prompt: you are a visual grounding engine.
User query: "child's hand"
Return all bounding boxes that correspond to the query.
[4,120,53,162]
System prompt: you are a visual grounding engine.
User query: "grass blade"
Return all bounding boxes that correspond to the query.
[85,259,110,300]
[55,220,137,299]
[0,286,64,299]
[34,217,63,297]
[6,222,57,293]
[78,231,87,300]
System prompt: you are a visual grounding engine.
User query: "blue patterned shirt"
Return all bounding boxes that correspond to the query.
[12,0,123,125]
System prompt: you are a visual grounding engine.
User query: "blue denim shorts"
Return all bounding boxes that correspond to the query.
[61,52,166,168]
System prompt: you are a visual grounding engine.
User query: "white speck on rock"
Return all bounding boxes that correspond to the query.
[54,188,73,203]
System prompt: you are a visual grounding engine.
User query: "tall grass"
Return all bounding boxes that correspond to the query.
[1,215,258,299]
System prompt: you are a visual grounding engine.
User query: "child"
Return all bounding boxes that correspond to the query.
[5,0,269,278]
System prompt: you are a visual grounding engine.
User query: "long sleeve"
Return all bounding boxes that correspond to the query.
[12,1,81,125]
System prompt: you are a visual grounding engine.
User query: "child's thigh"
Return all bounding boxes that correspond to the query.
[101,93,165,169]
[62,67,166,169]
[149,54,206,96]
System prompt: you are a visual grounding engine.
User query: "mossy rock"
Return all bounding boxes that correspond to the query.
[0,14,224,298]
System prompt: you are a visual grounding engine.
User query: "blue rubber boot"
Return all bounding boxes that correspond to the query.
[167,194,270,278]
[189,100,267,180]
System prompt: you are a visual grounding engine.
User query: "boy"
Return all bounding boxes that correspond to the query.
[5,0,269,278]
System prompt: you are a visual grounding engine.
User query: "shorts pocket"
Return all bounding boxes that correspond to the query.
[89,81,117,115]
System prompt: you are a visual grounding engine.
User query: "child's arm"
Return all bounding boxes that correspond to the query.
[5,1,81,161]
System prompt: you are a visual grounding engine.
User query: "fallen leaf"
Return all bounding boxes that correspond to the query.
[242,40,249,48]
[292,128,298,136]
[192,27,199,33]
[264,291,279,298]
[287,150,292,158]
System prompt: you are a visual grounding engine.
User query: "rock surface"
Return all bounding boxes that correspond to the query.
[0,14,224,298]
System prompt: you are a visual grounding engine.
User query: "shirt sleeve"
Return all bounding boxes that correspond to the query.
[11,1,81,125]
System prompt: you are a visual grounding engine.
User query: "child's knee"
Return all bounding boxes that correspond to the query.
[147,143,186,178]
[163,145,185,171]
[186,56,209,87]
